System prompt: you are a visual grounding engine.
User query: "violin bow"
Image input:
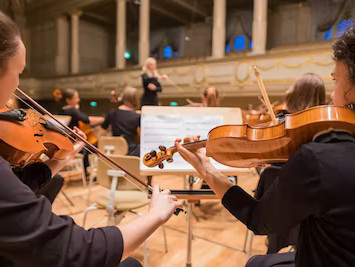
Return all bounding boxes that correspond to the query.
[253,66,278,125]
[14,88,212,211]
[15,87,151,193]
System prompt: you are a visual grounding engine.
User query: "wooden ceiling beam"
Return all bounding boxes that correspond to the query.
[171,0,209,18]
[151,4,189,24]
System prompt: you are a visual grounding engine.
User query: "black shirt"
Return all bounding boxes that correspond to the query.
[141,73,162,106]
[222,131,355,267]
[101,109,140,156]
[60,107,90,129]
[0,156,123,267]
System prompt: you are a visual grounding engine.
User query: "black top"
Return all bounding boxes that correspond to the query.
[60,107,90,129]
[0,157,123,267]
[101,109,140,156]
[141,73,162,106]
[222,131,355,267]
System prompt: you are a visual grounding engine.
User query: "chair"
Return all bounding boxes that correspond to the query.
[58,154,87,186]
[98,136,129,156]
[82,155,168,266]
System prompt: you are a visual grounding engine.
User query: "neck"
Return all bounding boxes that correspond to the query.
[119,104,134,111]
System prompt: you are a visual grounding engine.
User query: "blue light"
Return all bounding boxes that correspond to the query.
[163,46,173,58]
[90,101,97,107]
[173,51,179,57]
[226,44,230,52]
[249,40,253,49]
[234,35,246,51]
[324,28,332,40]
[170,102,178,106]
[338,20,355,37]
[124,51,130,59]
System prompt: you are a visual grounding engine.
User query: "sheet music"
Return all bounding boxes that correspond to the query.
[140,113,230,171]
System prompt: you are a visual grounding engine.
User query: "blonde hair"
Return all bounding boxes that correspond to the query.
[285,73,325,113]
[121,86,139,110]
[142,57,157,76]
[203,86,219,107]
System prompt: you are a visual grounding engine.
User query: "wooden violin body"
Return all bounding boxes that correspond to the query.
[143,106,355,168]
[0,109,74,167]
[78,121,98,145]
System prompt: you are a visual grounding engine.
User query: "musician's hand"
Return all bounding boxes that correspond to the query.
[148,83,157,91]
[161,74,168,80]
[73,126,87,141]
[149,184,183,223]
[175,136,211,173]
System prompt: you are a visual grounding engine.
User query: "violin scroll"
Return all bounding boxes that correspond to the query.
[143,146,176,168]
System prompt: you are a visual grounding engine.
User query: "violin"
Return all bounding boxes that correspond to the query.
[143,67,355,169]
[0,107,74,167]
[6,88,203,210]
[143,105,355,169]
[78,121,98,145]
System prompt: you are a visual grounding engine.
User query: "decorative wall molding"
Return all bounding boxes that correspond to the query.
[20,47,336,99]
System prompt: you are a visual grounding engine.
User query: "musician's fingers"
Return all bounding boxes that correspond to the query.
[162,189,171,195]
[169,195,178,201]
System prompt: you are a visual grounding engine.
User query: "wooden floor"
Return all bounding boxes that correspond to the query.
[53,171,267,267]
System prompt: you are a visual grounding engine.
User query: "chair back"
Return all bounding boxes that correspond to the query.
[98,136,129,155]
[97,155,145,191]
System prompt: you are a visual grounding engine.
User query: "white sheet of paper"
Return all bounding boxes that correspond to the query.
[140,113,230,171]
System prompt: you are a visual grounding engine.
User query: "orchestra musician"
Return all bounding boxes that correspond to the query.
[101,86,141,157]
[0,11,183,267]
[140,57,167,107]
[254,72,326,254]
[59,88,104,174]
[175,26,355,267]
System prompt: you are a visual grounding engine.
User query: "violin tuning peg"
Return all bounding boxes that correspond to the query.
[167,158,173,163]
[159,145,166,152]
[150,150,157,157]
[158,163,164,169]
[144,154,152,161]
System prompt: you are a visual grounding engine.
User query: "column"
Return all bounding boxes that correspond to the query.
[56,15,70,75]
[71,11,80,74]
[116,0,126,69]
[251,0,268,55]
[139,0,150,65]
[212,0,226,58]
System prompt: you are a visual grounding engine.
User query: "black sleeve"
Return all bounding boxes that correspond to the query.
[72,109,90,124]
[141,74,162,92]
[142,73,150,89]
[12,162,52,192]
[101,112,111,130]
[0,156,123,267]
[222,145,323,235]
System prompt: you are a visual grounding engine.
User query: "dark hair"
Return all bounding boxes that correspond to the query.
[285,73,325,113]
[203,86,219,107]
[61,88,77,105]
[333,25,355,84]
[0,11,21,74]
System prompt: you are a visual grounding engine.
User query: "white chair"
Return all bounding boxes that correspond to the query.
[83,155,168,266]
[98,136,129,156]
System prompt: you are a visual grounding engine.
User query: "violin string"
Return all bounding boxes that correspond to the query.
[13,91,151,193]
